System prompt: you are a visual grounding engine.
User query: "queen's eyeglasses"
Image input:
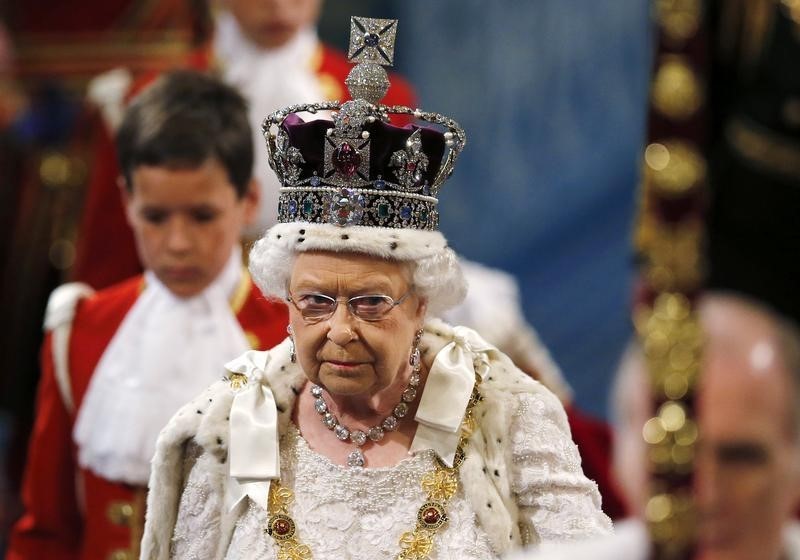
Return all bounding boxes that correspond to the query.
[287,291,411,322]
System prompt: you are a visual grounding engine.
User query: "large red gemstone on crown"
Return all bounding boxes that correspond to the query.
[332,142,362,177]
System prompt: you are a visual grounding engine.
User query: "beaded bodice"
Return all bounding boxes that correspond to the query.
[224,425,495,559]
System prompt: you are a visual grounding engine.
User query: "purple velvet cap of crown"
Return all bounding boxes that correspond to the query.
[281,113,446,186]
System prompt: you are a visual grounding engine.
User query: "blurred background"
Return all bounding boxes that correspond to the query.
[339,1,652,419]
[0,0,652,550]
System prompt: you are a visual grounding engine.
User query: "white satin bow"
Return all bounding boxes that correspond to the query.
[226,351,279,511]
[410,326,494,466]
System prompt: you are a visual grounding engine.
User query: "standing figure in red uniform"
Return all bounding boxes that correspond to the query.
[73,0,417,289]
[6,70,288,560]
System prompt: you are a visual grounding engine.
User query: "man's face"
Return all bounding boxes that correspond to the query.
[225,0,322,49]
[123,158,258,298]
[694,335,800,560]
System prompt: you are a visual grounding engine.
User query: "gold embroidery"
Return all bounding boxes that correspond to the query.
[651,56,703,121]
[726,117,800,179]
[421,470,459,502]
[245,331,261,350]
[397,530,434,559]
[230,269,251,314]
[107,501,134,526]
[129,488,147,558]
[106,488,146,560]
[643,140,707,197]
[229,372,248,390]
[637,294,702,548]
[656,0,702,44]
[107,550,135,560]
[318,73,345,102]
[642,222,704,293]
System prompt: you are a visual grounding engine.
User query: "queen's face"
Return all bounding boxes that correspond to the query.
[287,251,426,397]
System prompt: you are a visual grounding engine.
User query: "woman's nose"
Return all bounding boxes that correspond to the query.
[326,301,357,345]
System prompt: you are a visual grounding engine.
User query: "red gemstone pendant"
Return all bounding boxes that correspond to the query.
[274,519,290,535]
[267,514,296,540]
[417,501,447,530]
[423,507,440,524]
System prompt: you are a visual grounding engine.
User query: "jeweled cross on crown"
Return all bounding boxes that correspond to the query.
[344,17,398,104]
[348,17,397,65]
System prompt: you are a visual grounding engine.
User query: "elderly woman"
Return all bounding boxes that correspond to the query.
[140,16,610,560]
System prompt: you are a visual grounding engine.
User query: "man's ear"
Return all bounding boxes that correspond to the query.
[118,175,135,227]
[242,178,261,226]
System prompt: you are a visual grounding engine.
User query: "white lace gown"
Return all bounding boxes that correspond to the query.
[169,391,610,560]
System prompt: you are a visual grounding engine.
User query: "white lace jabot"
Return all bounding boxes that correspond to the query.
[214,11,324,233]
[73,247,250,485]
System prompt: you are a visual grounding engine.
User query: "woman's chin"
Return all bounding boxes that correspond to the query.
[318,366,375,396]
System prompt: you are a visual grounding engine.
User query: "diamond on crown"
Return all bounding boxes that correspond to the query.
[329,188,366,227]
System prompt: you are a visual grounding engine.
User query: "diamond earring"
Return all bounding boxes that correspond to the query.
[287,325,296,363]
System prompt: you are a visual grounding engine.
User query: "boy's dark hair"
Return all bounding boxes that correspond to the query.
[117,70,253,197]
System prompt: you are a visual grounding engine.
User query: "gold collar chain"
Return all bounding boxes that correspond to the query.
[264,382,483,560]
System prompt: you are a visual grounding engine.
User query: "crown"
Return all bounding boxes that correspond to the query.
[262,16,465,231]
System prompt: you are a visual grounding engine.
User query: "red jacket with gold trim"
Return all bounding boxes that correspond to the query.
[6,275,288,560]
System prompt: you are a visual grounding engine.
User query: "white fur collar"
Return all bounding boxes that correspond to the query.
[143,318,540,558]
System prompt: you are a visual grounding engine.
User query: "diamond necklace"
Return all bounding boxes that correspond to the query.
[311,345,422,467]
[266,380,484,560]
